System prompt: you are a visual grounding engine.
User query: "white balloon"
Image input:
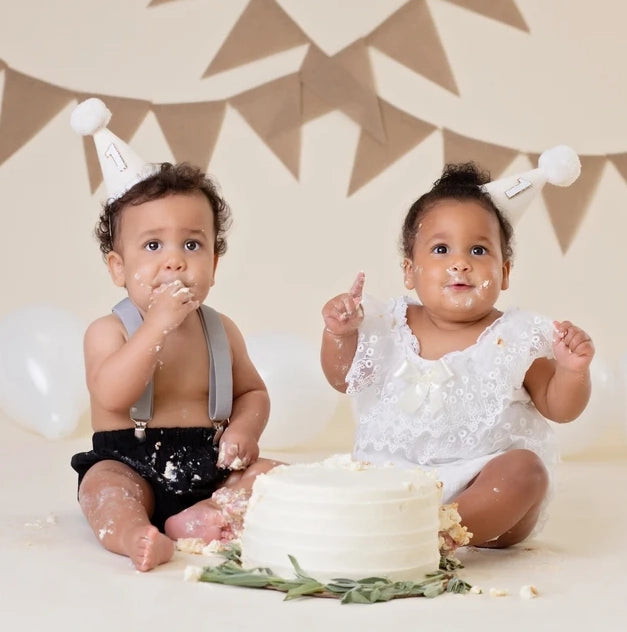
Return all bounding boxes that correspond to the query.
[552,356,618,458]
[0,305,89,439]
[246,333,340,450]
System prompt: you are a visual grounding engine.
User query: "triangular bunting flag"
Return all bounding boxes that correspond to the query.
[76,94,151,194]
[367,0,458,95]
[0,69,74,167]
[608,153,627,184]
[153,100,226,172]
[530,154,606,253]
[442,0,529,32]
[301,82,334,124]
[230,73,302,177]
[0,59,6,71]
[202,0,308,78]
[442,129,519,177]
[348,100,436,195]
[301,42,385,142]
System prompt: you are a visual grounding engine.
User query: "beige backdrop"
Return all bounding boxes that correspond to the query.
[0,0,625,455]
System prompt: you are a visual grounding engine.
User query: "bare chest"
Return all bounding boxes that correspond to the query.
[152,326,210,409]
[406,308,491,360]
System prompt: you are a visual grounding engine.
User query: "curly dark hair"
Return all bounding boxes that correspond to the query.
[95,162,232,257]
[400,162,514,261]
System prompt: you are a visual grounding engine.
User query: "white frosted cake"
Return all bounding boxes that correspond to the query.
[240,455,442,582]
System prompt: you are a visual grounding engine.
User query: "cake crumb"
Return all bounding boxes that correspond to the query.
[469,586,483,594]
[489,588,508,597]
[176,538,207,554]
[229,456,247,470]
[183,565,203,582]
[520,584,539,599]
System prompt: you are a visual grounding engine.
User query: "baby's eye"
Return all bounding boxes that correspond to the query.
[144,241,161,252]
[471,245,487,255]
[184,240,200,251]
[432,244,448,254]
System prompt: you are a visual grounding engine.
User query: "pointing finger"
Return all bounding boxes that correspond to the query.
[349,271,366,305]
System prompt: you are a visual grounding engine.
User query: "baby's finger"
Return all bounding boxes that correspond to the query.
[217,441,238,468]
[349,271,366,304]
[567,331,594,354]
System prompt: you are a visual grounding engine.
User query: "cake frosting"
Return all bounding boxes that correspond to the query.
[240,455,442,582]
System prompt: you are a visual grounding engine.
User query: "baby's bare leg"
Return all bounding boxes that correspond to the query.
[453,449,549,548]
[78,460,174,571]
[163,457,282,542]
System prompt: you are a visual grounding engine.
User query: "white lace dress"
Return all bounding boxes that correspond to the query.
[347,295,559,504]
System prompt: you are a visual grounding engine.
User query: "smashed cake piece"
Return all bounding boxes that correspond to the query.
[176,538,207,555]
[438,503,472,554]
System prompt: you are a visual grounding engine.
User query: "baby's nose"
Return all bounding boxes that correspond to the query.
[164,252,185,270]
[449,258,470,272]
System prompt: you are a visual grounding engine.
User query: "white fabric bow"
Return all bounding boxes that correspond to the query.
[393,359,453,413]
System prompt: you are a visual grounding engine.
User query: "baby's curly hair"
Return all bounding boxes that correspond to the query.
[400,162,514,261]
[95,162,232,256]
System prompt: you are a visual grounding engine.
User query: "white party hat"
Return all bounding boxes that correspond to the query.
[70,97,159,201]
[483,145,581,218]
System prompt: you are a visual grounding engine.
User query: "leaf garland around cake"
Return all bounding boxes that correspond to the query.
[194,543,472,604]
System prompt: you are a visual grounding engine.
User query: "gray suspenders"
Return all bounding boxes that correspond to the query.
[112,297,232,441]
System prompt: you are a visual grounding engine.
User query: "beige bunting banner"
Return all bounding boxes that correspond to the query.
[0,61,622,252]
[348,101,437,196]
[608,153,627,183]
[301,43,385,143]
[367,0,458,95]
[153,101,226,173]
[301,83,335,124]
[202,0,309,78]
[1,0,625,256]
[442,129,519,177]
[230,73,302,177]
[442,0,529,31]
[533,154,607,253]
[0,69,74,167]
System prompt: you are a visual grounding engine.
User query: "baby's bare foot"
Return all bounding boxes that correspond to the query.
[127,525,174,572]
[164,500,226,543]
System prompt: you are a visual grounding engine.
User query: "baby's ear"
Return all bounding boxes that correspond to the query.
[402,258,415,290]
[106,251,126,288]
[501,259,511,291]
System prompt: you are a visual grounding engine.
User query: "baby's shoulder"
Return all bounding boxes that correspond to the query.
[494,308,553,336]
[85,313,126,345]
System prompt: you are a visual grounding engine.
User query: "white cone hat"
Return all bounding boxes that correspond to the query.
[483,145,581,218]
[70,98,159,201]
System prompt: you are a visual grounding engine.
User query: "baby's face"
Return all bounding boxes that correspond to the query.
[403,199,510,323]
[106,192,218,312]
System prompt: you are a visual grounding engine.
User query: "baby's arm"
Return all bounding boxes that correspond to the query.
[216,315,270,469]
[320,272,365,393]
[524,320,594,423]
[85,282,199,416]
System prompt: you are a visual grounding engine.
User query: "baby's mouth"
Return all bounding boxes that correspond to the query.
[446,278,473,290]
[154,278,188,289]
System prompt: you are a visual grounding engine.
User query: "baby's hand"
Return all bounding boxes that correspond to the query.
[322,272,365,337]
[553,320,594,372]
[217,428,259,471]
[145,280,200,335]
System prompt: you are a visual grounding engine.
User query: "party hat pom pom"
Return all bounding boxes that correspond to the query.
[538,145,581,187]
[70,98,112,136]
